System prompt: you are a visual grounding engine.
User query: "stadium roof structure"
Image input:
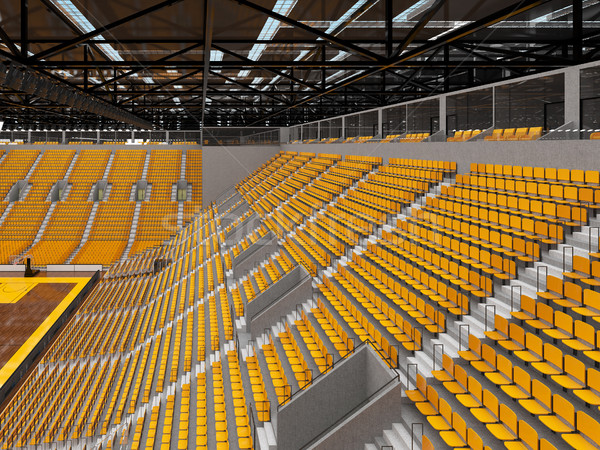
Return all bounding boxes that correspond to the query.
[0,0,598,129]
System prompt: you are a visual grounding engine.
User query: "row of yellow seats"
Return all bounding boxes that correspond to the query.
[484,127,542,141]
[401,132,430,142]
[470,163,599,185]
[447,129,482,142]
[381,134,401,143]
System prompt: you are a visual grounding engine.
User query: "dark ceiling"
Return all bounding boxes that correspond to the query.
[0,0,598,129]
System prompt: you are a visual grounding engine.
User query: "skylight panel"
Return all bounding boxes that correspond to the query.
[394,0,435,22]
[238,0,298,77]
[210,50,224,62]
[531,0,599,22]
[324,0,370,33]
[427,21,469,41]
[52,0,125,61]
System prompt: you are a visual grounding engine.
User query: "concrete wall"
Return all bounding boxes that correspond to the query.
[244,266,312,337]
[311,383,404,450]
[231,232,279,279]
[281,140,600,174]
[202,145,280,205]
[276,345,399,450]
[0,271,100,405]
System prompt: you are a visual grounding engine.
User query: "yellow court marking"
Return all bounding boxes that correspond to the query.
[0,280,38,303]
[0,276,92,390]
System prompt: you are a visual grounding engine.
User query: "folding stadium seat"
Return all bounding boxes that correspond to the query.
[532,343,564,376]
[572,289,600,320]
[458,334,482,362]
[510,294,536,322]
[447,131,463,142]
[540,395,575,433]
[484,129,504,141]
[471,344,497,373]
[551,355,586,390]
[422,435,435,450]
[486,404,518,441]
[507,127,529,141]
[518,379,552,416]
[416,385,441,417]
[502,366,532,400]
[573,368,600,406]
[500,128,516,140]
[514,333,543,363]
[562,411,600,449]
[485,314,510,343]
[499,323,526,352]
[440,412,468,447]
[432,354,454,382]
[563,320,596,352]
[543,311,574,341]
[456,376,484,408]
[406,373,428,403]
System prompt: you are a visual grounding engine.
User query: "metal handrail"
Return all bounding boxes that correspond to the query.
[484,304,496,332]
[536,265,548,293]
[562,246,574,272]
[510,285,522,312]
[432,343,444,371]
[458,324,470,351]
[589,227,599,253]
[411,422,424,450]
[276,338,401,409]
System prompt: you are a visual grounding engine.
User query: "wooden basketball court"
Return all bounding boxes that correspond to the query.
[0,276,93,394]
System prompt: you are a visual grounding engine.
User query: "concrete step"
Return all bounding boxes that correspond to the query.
[141,150,151,179]
[63,151,79,178]
[0,203,14,227]
[24,152,43,179]
[120,202,143,262]
[66,202,99,263]
[102,151,115,179]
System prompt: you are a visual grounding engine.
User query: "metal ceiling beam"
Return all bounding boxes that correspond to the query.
[31,60,564,68]
[288,0,382,71]
[33,0,185,60]
[21,0,28,58]
[120,69,202,104]
[452,43,523,76]
[385,0,393,57]
[89,89,429,96]
[391,0,446,59]
[574,0,583,62]
[244,0,552,126]
[459,42,571,64]
[211,44,320,91]
[209,71,291,104]
[90,42,203,91]
[201,0,215,129]
[0,26,20,57]
[230,0,385,62]
[11,38,585,45]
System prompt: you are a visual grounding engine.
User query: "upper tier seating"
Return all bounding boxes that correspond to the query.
[447,129,482,142]
[484,127,543,141]
[400,133,430,142]
[0,150,599,450]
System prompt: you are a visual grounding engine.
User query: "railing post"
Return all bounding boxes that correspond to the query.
[410,422,423,450]
[432,343,444,371]
[510,285,522,312]
[484,304,496,332]
[406,363,418,391]
[589,227,599,253]
[562,246,574,272]
[536,265,548,293]
[458,324,470,351]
